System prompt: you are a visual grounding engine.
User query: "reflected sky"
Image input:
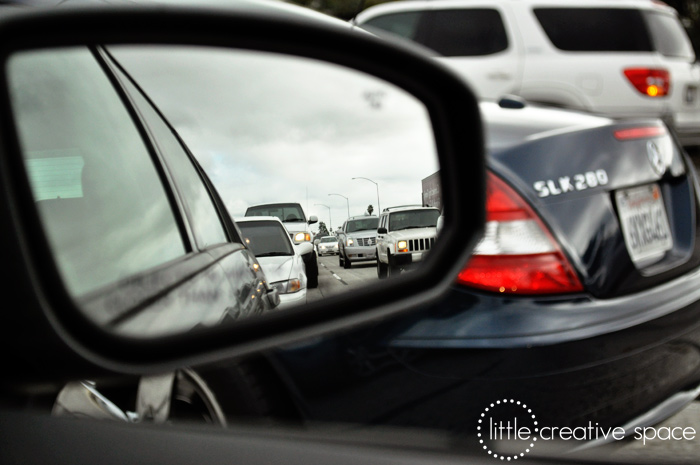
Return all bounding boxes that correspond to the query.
[111,46,439,230]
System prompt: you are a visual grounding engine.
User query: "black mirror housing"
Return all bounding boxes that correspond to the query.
[0,4,484,380]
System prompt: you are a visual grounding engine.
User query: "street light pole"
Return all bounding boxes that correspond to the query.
[328,193,350,218]
[352,177,380,214]
[314,204,331,232]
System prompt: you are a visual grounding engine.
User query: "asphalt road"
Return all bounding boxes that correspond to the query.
[307,254,378,303]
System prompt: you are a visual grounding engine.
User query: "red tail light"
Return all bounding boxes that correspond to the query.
[623,68,670,97]
[456,172,583,295]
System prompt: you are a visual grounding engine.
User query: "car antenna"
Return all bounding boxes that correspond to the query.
[350,0,366,26]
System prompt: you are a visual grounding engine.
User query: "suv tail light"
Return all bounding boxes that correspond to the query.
[623,68,670,97]
[456,172,583,295]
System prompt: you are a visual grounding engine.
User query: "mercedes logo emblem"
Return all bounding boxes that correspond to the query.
[647,141,666,176]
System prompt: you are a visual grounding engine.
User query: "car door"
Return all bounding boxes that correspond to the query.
[9,46,269,337]
[104,50,272,322]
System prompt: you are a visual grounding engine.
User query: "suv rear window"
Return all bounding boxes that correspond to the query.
[534,8,653,52]
[362,8,508,57]
[245,204,305,222]
[346,217,379,233]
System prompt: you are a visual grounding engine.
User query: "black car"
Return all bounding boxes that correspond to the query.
[264,100,700,437]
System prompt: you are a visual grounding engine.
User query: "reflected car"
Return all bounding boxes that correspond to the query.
[376,207,438,277]
[266,100,700,437]
[337,215,379,268]
[245,203,319,289]
[236,217,310,310]
[316,236,339,256]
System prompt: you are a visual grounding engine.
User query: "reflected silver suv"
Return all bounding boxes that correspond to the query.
[337,215,379,269]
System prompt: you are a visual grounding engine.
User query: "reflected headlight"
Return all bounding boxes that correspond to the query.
[294,232,311,242]
[397,240,408,252]
[347,238,354,246]
[271,278,303,294]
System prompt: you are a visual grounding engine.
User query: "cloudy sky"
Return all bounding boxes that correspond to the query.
[111,46,439,231]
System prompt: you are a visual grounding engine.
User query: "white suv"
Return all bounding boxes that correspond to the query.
[357,0,700,146]
[376,206,440,278]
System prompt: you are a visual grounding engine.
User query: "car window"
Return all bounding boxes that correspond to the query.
[361,11,421,41]
[534,8,653,52]
[8,47,186,296]
[346,217,379,233]
[389,209,440,231]
[237,221,294,256]
[320,237,337,243]
[112,61,229,249]
[422,9,508,56]
[363,9,508,57]
[645,12,696,60]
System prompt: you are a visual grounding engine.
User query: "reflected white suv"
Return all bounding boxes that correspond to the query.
[357,0,700,146]
[376,206,440,278]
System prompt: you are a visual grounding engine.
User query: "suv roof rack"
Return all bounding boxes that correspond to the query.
[382,205,426,212]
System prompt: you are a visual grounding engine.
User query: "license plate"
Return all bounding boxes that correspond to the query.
[615,184,672,267]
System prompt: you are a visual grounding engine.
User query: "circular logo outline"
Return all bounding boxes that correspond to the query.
[478,399,538,461]
[646,141,665,176]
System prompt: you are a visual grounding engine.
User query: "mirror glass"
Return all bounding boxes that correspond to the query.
[6,45,440,337]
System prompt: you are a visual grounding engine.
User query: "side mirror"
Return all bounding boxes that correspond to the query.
[377,227,388,235]
[296,242,314,256]
[0,5,484,375]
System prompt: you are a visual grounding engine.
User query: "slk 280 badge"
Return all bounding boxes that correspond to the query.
[534,170,608,198]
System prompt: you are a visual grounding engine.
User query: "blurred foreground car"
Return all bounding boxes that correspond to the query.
[268,99,700,439]
[356,0,700,147]
[237,216,311,310]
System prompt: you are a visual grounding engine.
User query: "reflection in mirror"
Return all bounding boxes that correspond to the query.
[7,45,439,338]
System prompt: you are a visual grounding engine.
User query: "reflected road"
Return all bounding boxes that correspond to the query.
[307,255,377,303]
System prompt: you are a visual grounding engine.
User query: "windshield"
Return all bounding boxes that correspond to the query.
[389,209,439,231]
[237,221,294,257]
[320,236,337,243]
[245,204,306,223]
[346,217,379,233]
